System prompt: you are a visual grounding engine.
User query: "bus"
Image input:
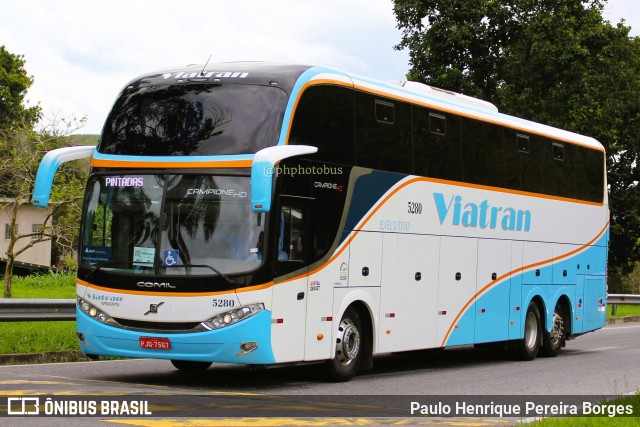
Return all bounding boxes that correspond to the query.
[33,62,608,381]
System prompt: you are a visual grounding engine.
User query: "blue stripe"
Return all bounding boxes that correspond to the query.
[343,171,406,232]
[445,231,608,346]
[92,151,254,164]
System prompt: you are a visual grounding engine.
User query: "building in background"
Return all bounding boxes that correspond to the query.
[0,198,51,274]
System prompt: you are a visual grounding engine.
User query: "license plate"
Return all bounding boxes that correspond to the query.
[139,337,171,350]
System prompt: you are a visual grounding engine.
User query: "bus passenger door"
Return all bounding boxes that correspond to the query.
[271,200,309,363]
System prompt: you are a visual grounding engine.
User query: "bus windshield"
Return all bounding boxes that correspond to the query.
[98,83,287,156]
[80,174,265,276]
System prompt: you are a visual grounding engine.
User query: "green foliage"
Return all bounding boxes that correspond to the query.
[394,0,517,102]
[0,273,77,354]
[609,304,640,318]
[8,272,76,298]
[394,1,640,288]
[0,115,89,297]
[0,45,41,132]
[619,262,640,295]
[0,45,91,297]
[69,134,100,146]
[0,322,77,354]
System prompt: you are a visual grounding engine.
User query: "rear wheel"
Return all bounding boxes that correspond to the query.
[325,308,364,382]
[541,303,566,357]
[171,360,212,372]
[514,301,541,361]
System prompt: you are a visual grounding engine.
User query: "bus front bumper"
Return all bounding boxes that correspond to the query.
[76,308,276,364]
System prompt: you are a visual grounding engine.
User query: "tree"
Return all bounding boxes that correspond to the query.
[622,261,640,294]
[0,45,89,297]
[0,45,41,132]
[394,0,520,102]
[393,0,640,290]
[0,115,88,297]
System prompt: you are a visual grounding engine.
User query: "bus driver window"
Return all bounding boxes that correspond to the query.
[279,205,304,263]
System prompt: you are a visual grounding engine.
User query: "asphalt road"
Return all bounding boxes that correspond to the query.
[1,322,639,426]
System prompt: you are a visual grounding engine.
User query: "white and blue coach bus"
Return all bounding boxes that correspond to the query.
[33,62,608,381]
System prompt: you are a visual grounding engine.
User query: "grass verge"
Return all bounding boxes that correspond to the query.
[1,273,77,355]
[609,304,640,318]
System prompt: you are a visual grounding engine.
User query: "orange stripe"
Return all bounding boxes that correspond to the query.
[414,176,604,206]
[77,278,275,297]
[276,177,426,286]
[279,175,605,286]
[439,221,610,346]
[90,159,252,169]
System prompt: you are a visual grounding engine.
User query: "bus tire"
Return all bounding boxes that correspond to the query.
[171,360,212,372]
[325,307,363,382]
[541,303,566,357]
[515,301,542,361]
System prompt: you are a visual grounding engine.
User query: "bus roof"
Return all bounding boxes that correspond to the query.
[123,62,604,152]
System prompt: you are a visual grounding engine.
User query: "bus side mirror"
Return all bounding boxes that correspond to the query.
[32,146,95,208]
[251,145,317,213]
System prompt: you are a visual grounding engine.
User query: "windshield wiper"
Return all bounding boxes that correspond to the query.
[85,260,239,286]
[164,263,239,286]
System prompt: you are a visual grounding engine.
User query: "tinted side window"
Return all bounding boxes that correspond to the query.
[543,138,575,198]
[276,159,350,265]
[274,201,306,277]
[413,106,462,181]
[356,92,412,173]
[504,130,542,193]
[575,146,604,202]
[461,118,504,187]
[288,85,355,165]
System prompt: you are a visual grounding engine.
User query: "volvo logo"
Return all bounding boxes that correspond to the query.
[144,302,164,315]
[136,281,175,289]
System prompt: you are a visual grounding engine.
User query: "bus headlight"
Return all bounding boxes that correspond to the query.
[203,303,265,330]
[77,297,117,326]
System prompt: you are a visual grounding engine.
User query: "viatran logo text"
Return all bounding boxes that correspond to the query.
[163,71,249,80]
[137,281,175,289]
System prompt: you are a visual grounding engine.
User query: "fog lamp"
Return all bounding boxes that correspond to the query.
[237,341,258,356]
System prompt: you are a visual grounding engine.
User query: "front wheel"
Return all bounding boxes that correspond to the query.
[514,301,541,361]
[171,360,212,372]
[541,303,566,357]
[325,308,364,382]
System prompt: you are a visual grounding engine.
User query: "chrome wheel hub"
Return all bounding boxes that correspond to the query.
[336,318,360,367]
[549,310,565,347]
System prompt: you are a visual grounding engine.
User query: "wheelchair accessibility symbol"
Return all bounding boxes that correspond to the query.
[163,249,179,266]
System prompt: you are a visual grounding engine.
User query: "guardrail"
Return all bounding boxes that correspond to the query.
[0,298,75,321]
[608,294,640,316]
[0,295,638,322]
